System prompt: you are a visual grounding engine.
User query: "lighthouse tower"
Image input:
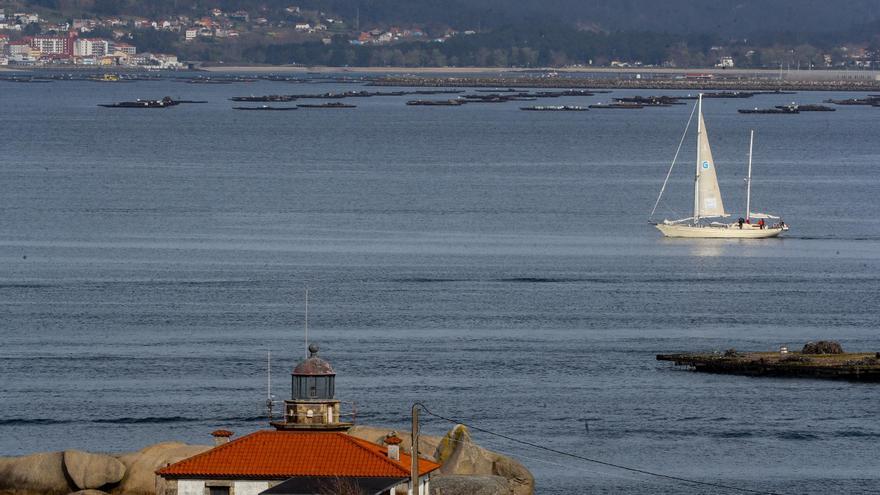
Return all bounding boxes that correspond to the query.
[271,344,352,431]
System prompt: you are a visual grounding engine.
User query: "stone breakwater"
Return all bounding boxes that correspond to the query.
[0,425,534,495]
[369,76,880,92]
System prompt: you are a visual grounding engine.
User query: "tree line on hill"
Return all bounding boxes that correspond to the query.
[20,0,880,35]
[14,0,880,67]
[165,22,877,68]
[243,26,692,67]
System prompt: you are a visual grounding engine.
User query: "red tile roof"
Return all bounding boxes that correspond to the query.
[156,431,440,479]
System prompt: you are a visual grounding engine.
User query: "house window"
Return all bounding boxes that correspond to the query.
[208,487,229,495]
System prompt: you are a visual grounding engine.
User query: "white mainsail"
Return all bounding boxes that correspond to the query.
[694,107,727,219]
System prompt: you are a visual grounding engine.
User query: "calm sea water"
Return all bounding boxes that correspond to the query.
[1,75,879,494]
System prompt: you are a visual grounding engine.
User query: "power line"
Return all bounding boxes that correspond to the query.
[413,402,784,495]
[452,432,651,485]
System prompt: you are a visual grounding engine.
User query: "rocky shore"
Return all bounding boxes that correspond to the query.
[0,425,533,495]
[369,75,880,92]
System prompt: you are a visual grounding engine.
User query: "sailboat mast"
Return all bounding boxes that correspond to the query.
[746,130,754,221]
[693,94,702,224]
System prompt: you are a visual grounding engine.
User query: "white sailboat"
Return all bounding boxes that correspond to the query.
[651,94,789,238]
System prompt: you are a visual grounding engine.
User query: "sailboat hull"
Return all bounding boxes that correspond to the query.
[656,223,786,238]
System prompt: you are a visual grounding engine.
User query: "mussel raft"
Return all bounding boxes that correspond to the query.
[658,344,880,381]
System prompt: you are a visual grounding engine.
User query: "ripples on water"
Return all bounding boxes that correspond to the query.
[0,77,879,494]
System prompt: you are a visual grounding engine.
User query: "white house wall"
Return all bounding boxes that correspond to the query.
[178,480,205,495]
[402,475,430,495]
[233,481,269,495]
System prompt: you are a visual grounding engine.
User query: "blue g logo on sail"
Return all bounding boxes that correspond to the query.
[702,161,710,169]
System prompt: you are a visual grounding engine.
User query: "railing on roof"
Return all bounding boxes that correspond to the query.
[266,400,358,425]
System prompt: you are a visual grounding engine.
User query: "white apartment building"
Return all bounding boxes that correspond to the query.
[31,35,69,54]
[73,38,110,57]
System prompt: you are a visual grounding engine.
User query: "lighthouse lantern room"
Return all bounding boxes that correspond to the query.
[271,344,352,431]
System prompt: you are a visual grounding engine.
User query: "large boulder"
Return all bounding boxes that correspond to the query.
[431,475,512,495]
[112,442,210,495]
[436,425,533,495]
[491,454,533,493]
[347,425,442,461]
[436,425,493,475]
[0,451,71,495]
[348,424,534,495]
[63,450,126,490]
[802,341,844,355]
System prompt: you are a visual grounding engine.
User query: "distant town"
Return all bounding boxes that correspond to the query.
[0,4,477,69]
[0,9,179,68]
[1,4,879,70]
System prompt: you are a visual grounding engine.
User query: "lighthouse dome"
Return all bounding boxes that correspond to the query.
[293,344,335,376]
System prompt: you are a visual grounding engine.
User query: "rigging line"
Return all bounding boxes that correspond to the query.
[414,403,783,495]
[660,203,685,223]
[649,101,699,220]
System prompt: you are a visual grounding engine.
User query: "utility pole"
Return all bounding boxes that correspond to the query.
[411,404,420,495]
[266,350,273,424]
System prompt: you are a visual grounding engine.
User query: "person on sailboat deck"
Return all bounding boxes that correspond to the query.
[758,218,765,229]
[738,218,745,229]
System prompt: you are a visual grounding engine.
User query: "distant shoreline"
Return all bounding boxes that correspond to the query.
[201,65,516,74]
[368,76,880,92]
[200,65,880,78]
[5,64,879,90]
[201,65,880,91]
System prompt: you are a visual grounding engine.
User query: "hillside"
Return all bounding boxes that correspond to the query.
[4,0,880,67]
[13,0,880,35]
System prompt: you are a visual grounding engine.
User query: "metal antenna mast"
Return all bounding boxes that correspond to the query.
[304,288,309,359]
